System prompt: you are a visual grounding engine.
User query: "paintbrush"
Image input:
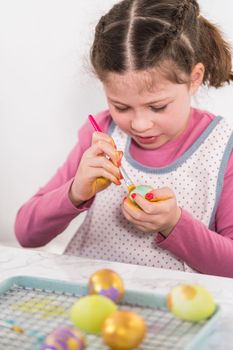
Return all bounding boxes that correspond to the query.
[88,114,136,193]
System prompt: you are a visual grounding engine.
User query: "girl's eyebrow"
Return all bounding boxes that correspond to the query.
[108,97,170,105]
[145,98,170,105]
[108,98,129,105]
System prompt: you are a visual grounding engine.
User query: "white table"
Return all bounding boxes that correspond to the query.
[0,245,232,349]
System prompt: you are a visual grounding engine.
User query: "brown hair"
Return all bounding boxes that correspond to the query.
[90,0,233,88]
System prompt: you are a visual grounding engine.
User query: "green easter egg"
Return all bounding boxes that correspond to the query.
[129,185,153,203]
[167,284,216,322]
[70,295,117,334]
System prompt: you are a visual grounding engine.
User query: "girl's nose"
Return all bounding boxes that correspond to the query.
[131,116,154,133]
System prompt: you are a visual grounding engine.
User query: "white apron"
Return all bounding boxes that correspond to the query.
[65,115,233,273]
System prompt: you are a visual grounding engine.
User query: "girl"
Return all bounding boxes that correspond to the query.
[15,0,233,277]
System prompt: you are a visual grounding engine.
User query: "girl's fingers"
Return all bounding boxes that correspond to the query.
[87,166,121,186]
[122,188,179,235]
[129,193,164,215]
[89,140,121,167]
[89,156,121,180]
[122,197,154,223]
[121,204,154,229]
[92,131,116,148]
[144,187,174,202]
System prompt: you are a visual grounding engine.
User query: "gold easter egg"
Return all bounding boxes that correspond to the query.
[101,310,147,350]
[88,269,125,303]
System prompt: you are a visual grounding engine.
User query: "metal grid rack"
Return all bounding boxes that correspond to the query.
[0,277,218,350]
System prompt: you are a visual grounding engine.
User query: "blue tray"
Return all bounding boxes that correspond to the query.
[0,275,219,349]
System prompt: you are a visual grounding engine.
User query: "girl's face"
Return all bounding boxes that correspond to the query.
[103,68,200,149]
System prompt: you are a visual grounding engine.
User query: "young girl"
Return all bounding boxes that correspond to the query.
[15,0,233,278]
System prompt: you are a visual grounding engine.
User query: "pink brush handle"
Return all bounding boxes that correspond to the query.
[88,114,102,132]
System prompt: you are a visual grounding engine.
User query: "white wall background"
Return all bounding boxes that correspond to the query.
[0,0,232,253]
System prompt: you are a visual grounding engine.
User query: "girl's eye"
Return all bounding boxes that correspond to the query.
[150,105,166,112]
[114,106,129,113]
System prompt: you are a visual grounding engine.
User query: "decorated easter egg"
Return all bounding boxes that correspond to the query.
[42,327,86,350]
[70,295,117,334]
[129,185,153,203]
[102,310,147,350]
[88,269,125,303]
[167,284,216,322]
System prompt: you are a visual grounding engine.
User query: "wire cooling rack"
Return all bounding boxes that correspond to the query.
[0,276,219,350]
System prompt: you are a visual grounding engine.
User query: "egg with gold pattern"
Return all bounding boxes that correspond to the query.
[102,310,147,350]
[167,284,216,322]
[88,269,125,303]
[42,327,86,350]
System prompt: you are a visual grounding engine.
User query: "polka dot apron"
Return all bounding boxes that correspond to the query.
[65,116,233,273]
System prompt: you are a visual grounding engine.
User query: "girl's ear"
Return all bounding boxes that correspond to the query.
[189,63,205,95]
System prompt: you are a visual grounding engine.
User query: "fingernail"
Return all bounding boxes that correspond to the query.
[113,144,117,149]
[116,180,121,186]
[131,193,136,199]
[119,172,124,180]
[145,192,154,200]
[117,160,121,167]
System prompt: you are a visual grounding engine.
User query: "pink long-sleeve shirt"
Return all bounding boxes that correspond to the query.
[15,108,233,277]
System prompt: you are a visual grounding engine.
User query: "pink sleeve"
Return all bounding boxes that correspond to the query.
[156,151,233,278]
[14,111,111,248]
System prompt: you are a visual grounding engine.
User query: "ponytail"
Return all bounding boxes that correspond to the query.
[197,16,233,87]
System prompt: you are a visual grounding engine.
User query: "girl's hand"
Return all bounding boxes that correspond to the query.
[69,132,122,206]
[121,187,181,237]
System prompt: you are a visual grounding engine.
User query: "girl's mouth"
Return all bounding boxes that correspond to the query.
[134,135,159,144]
